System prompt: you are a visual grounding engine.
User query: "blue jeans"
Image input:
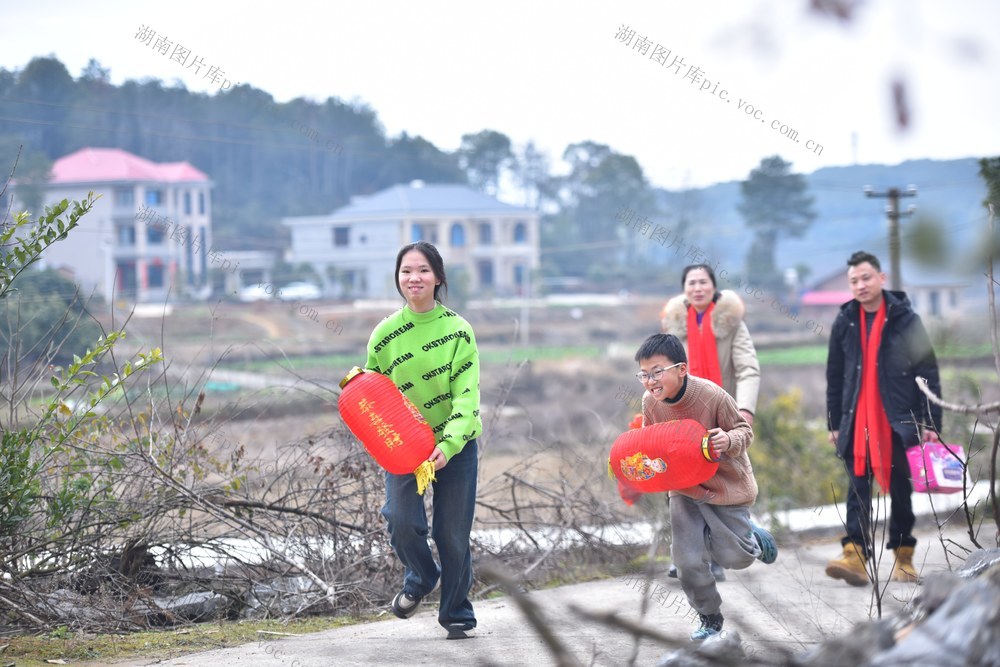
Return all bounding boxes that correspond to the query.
[381,440,478,630]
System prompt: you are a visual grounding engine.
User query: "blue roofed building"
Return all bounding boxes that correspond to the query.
[282,180,540,299]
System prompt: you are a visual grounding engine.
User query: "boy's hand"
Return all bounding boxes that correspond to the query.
[707,427,732,458]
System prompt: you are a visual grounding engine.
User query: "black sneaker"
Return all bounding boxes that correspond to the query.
[391,590,422,619]
[667,563,678,578]
[690,612,724,641]
[446,624,474,640]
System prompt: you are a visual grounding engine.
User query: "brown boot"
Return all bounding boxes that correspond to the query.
[825,542,870,586]
[890,546,920,583]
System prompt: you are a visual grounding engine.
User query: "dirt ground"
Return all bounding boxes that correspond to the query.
[104,520,991,667]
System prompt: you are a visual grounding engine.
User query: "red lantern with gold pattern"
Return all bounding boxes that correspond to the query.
[339,367,437,494]
[609,419,718,494]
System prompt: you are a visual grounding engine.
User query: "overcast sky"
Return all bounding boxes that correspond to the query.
[3,0,998,192]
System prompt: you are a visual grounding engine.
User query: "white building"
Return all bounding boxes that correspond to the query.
[22,147,213,303]
[283,181,540,299]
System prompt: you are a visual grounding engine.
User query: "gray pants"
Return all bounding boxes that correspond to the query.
[670,495,761,615]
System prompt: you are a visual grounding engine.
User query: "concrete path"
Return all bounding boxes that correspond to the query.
[111,518,989,667]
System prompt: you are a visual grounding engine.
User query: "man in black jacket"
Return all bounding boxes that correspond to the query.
[825,251,942,586]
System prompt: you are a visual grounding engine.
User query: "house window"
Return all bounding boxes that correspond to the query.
[114,188,134,206]
[929,290,940,317]
[478,222,492,245]
[198,192,206,215]
[184,192,192,215]
[148,263,164,288]
[477,259,494,287]
[117,225,136,246]
[513,222,527,244]
[949,290,958,308]
[116,261,137,297]
[412,224,437,243]
[450,223,465,247]
[145,189,163,206]
[148,225,165,244]
[332,226,350,247]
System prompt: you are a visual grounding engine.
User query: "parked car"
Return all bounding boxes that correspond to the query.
[278,281,322,302]
[237,284,273,302]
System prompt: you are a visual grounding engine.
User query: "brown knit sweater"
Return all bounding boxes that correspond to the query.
[641,375,758,506]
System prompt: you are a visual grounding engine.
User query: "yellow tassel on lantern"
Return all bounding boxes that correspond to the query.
[414,460,436,495]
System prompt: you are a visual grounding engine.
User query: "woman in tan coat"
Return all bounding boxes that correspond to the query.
[661,264,761,580]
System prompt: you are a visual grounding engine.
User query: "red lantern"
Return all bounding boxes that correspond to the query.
[609,419,718,494]
[338,367,436,494]
[617,414,646,505]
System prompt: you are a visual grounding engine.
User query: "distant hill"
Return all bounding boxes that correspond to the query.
[653,157,989,289]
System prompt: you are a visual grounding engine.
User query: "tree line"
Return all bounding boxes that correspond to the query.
[0,56,817,289]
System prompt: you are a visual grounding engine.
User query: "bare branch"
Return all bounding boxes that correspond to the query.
[988,203,1000,383]
[479,564,582,667]
[915,377,1000,415]
[568,603,679,646]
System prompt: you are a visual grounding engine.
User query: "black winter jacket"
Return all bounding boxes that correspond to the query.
[826,290,942,459]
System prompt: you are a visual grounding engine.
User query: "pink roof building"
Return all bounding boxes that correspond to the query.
[51,147,210,185]
[20,147,214,303]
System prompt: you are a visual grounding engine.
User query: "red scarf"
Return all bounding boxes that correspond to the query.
[853,300,894,491]
[686,303,723,387]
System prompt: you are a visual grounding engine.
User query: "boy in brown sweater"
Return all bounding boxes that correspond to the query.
[636,333,777,641]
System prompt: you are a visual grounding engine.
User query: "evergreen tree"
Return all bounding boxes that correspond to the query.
[544,142,656,280]
[738,155,816,288]
[457,130,513,195]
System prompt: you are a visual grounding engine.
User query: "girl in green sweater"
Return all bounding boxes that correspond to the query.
[365,241,482,640]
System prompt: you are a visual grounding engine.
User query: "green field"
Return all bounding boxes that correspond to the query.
[757,345,828,366]
[218,345,604,374]
[757,342,994,367]
[218,341,993,374]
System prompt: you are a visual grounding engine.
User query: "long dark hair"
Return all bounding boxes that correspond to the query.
[394,241,448,303]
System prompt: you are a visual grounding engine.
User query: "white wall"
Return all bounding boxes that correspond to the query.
[35,184,110,298]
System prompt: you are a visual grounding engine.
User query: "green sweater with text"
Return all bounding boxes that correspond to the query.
[365,303,482,461]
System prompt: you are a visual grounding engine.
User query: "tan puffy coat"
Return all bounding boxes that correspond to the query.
[660,289,761,415]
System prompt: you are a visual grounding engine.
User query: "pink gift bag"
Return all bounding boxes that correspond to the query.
[907,441,966,494]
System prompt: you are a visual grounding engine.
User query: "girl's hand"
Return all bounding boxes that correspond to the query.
[429,447,448,471]
[707,427,732,458]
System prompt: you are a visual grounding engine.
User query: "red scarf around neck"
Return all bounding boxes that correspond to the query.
[686,302,723,387]
[854,299,894,491]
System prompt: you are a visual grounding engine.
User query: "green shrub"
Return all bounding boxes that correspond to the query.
[750,389,844,513]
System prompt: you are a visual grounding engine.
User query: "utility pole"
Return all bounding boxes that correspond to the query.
[863,185,917,291]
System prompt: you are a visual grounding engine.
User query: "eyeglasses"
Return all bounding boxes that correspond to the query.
[635,362,683,383]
